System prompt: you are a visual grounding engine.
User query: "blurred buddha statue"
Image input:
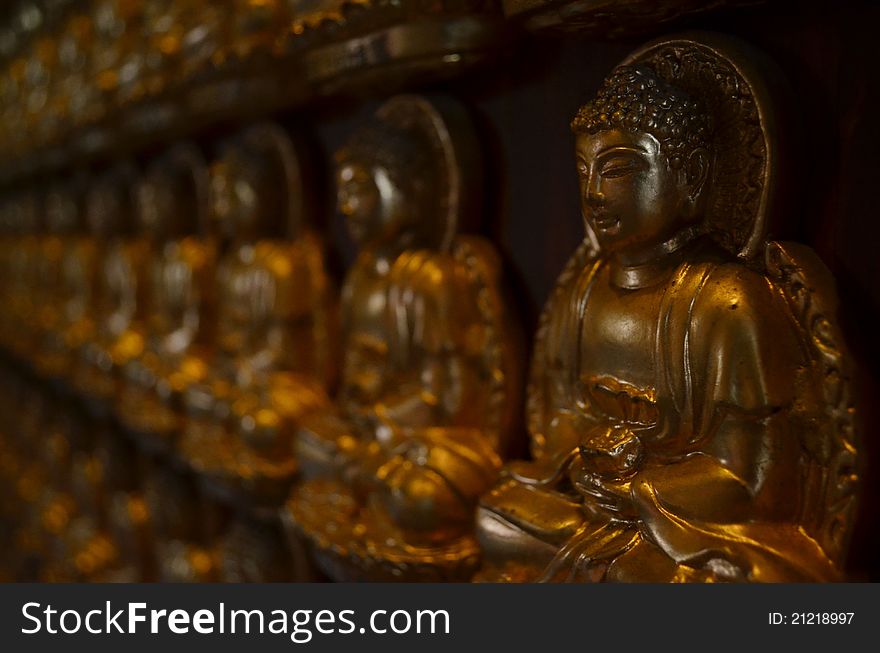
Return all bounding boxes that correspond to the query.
[57,165,154,580]
[28,185,69,356]
[114,144,217,582]
[88,0,144,123]
[178,123,334,581]
[74,163,149,415]
[178,1,229,83]
[52,13,92,131]
[475,36,861,583]
[230,0,287,61]
[116,0,216,108]
[24,35,58,149]
[185,2,288,130]
[285,95,522,581]
[36,177,98,385]
[181,123,334,504]
[118,144,215,445]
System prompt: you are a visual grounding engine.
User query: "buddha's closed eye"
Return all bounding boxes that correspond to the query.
[600,156,643,178]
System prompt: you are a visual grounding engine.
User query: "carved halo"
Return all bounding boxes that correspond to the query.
[370,94,481,252]
[239,122,310,238]
[620,32,781,259]
[166,143,211,237]
[145,143,211,237]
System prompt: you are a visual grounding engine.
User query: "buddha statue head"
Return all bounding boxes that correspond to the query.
[572,66,713,263]
[210,123,304,243]
[335,95,477,255]
[336,116,435,252]
[136,144,208,242]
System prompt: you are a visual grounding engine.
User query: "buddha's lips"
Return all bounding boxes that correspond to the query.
[592,214,620,231]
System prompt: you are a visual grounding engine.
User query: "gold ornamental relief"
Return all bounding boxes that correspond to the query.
[284,95,523,581]
[475,34,860,583]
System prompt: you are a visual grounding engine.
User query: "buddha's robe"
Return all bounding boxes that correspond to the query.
[297,237,509,545]
[478,239,844,582]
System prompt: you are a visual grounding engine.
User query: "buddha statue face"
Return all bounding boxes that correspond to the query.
[336,121,430,251]
[572,66,712,261]
[210,156,260,241]
[337,158,414,249]
[210,147,283,242]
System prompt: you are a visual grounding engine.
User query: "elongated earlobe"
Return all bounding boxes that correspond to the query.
[686,148,711,201]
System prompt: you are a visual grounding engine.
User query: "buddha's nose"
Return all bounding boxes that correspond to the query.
[586,189,605,208]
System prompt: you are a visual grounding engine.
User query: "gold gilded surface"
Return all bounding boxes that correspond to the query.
[178,124,335,510]
[284,95,522,581]
[73,163,149,410]
[34,178,97,384]
[117,144,215,446]
[0,6,868,586]
[474,34,860,583]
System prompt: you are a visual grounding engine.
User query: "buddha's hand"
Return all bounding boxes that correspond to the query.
[371,427,503,545]
[578,422,644,478]
[570,423,644,520]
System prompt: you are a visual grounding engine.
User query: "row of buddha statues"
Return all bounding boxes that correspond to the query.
[0,0,505,174]
[0,33,863,583]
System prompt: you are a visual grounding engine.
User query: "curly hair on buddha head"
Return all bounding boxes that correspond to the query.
[572,65,714,170]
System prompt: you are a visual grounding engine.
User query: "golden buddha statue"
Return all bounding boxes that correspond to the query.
[28,187,69,358]
[475,36,861,583]
[177,1,230,83]
[52,13,92,130]
[74,163,149,415]
[34,166,154,581]
[284,95,522,581]
[114,144,217,581]
[88,0,144,123]
[35,178,98,385]
[178,123,334,581]
[118,144,215,445]
[185,2,288,129]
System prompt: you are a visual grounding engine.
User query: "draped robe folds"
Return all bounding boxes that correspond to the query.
[478,242,840,582]
[297,240,505,543]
